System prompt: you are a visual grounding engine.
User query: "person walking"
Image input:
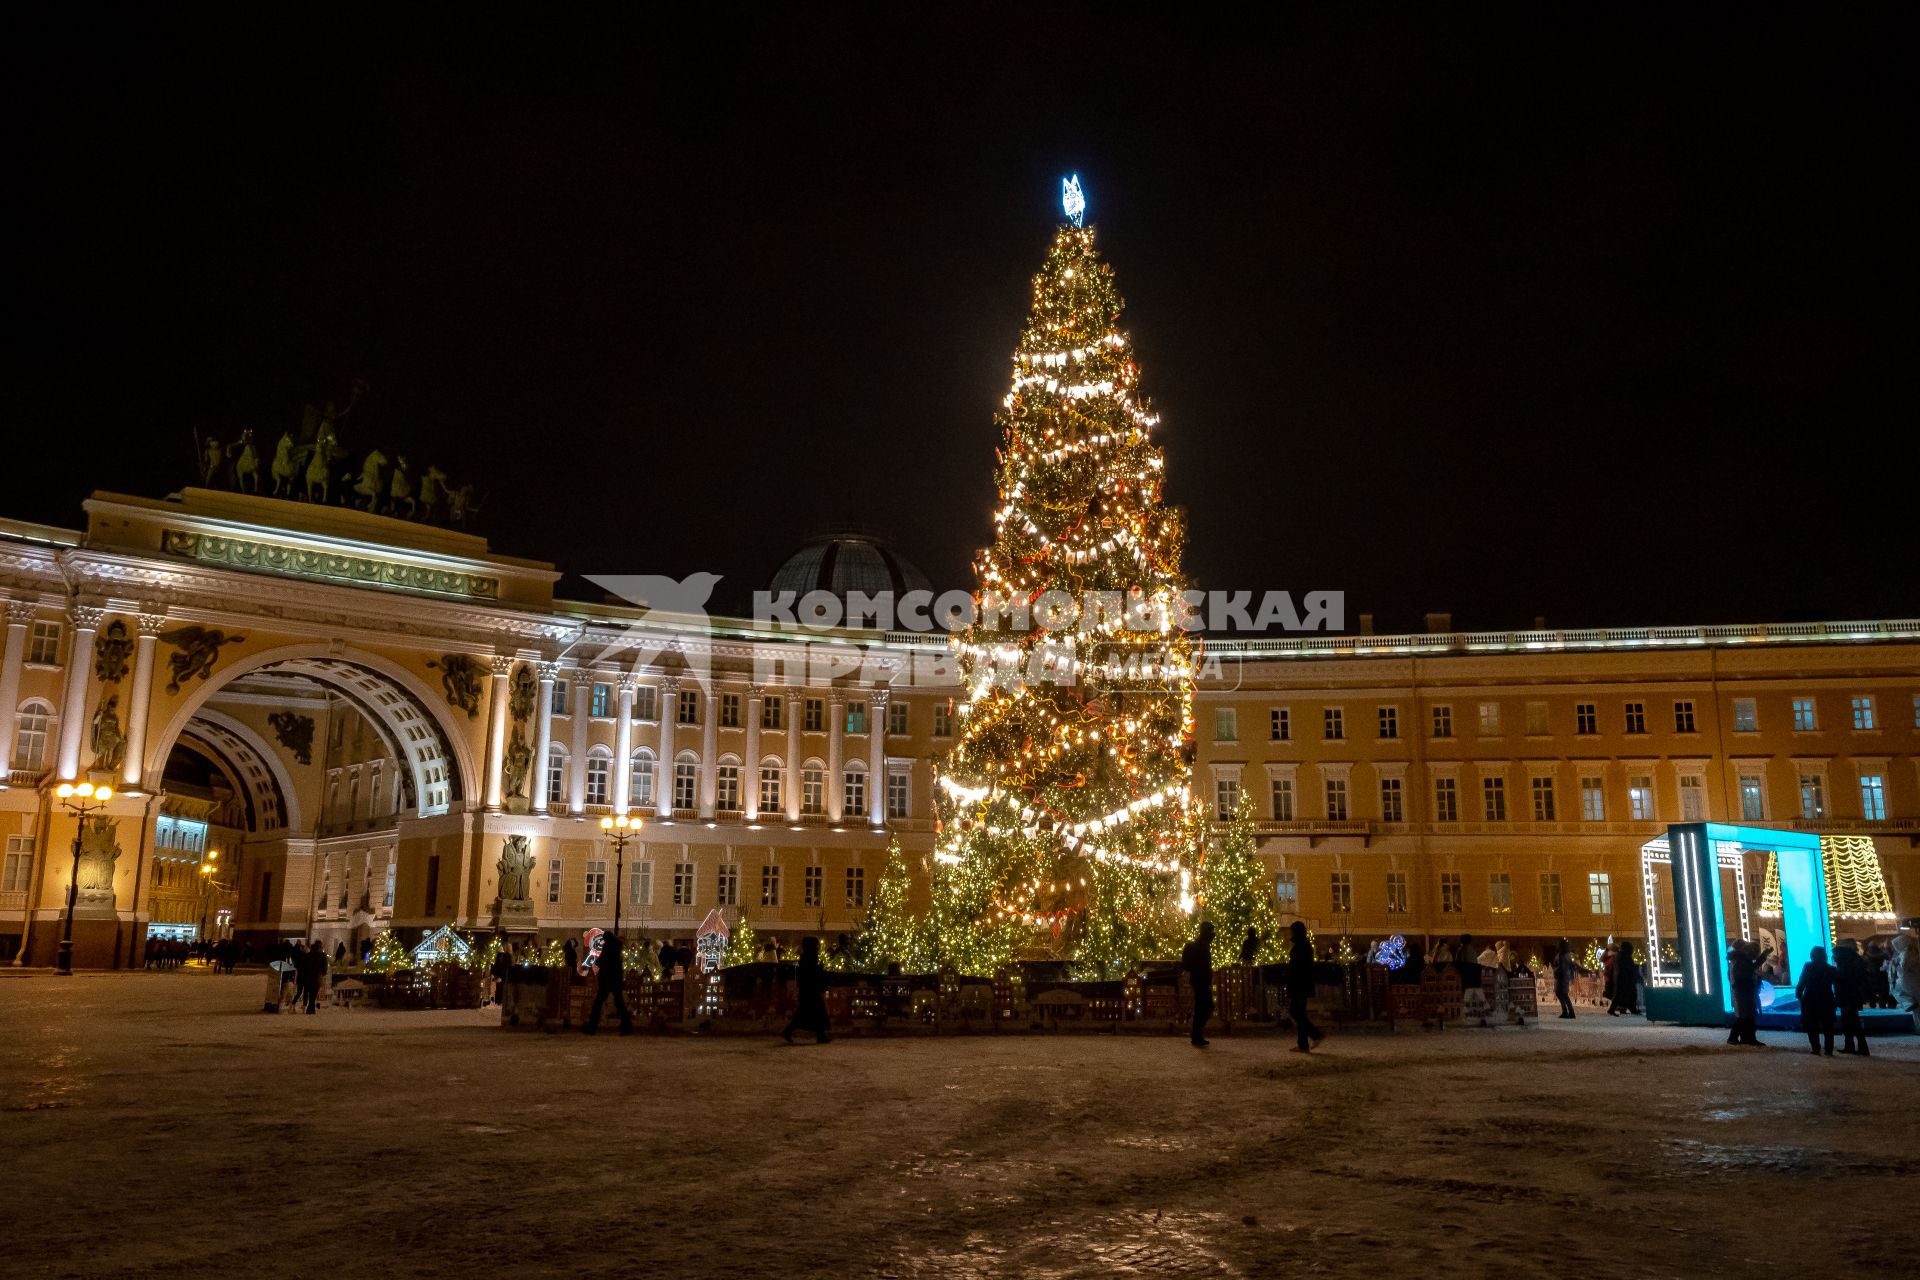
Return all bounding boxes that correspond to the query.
[1239,926,1260,968]
[297,939,327,1014]
[1181,922,1215,1048]
[1795,945,1838,1056]
[1833,939,1871,1056]
[1727,940,1762,1046]
[1552,938,1584,1019]
[1286,920,1324,1053]
[1607,939,1641,1016]
[782,936,832,1044]
[582,931,633,1035]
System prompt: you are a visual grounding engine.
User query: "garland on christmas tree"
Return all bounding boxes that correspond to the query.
[1196,795,1282,967]
[1760,835,1895,923]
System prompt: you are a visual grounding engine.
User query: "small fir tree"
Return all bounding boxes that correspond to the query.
[1197,796,1282,967]
[854,841,926,972]
[724,916,759,968]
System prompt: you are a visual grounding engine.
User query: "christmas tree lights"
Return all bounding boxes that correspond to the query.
[1760,834,1895,923]
[931,186,1201,978]
[1196,796,1282,967]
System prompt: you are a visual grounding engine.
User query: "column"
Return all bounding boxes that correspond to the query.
[743,686,764,820]
[482,656,513,811]
[698,688,718,818]
[530,663,557,814]
[55,604,103,782]
[784,686,802,821]
[869,685,890,828]
[612,676,636,813]
[568,670,590,814]
[656,677,678,817]
[826,690,845,822]
[0,599,33,778]
[119,612,165,789]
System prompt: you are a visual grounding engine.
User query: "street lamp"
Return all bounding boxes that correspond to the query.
[53,780,114,975]
[598,811,643,935]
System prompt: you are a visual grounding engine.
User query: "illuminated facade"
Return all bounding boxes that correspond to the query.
[1,490,1915,966]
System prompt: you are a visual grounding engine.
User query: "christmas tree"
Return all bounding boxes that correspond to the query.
[367,930,409,974]
[853,840,926,971]
[724,915,760,968]
[1197,796,1282,967]
[932,178,1200,979]
[1760,835,1895,925]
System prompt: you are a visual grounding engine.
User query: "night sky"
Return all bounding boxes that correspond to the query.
[8,8,1910,630]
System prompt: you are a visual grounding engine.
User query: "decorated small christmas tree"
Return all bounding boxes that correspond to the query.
[1760,834,1896,925]
[724,915,760,968]
[367,930,408,974]
[853,840,926,971]
[1197,796,1281,967]
[932,177,1200,979]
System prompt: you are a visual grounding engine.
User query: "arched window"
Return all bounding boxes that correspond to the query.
[758,757,784,815]
[673,751,699,813]
[800,758,825,816]
[546,746,568,805]
[585,746,612,806]
[13,699,54,772]
[630,749,656,810]
[715,754,742,813]
[843,761,868,818]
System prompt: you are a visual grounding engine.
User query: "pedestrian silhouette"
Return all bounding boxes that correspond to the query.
[1239,926,1259,968]
[1833,940,1871,1055]
[1287,920,1324,1052]
[1181,922,1215,1047]
[1608,939,1641,1016]
[782,936,831,1044]
[583,932,633,1035]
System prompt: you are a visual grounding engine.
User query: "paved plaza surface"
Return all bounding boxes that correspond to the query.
[2,974,1916,1278]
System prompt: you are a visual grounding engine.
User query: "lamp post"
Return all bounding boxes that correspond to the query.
[53,780,114,975]
[598,811,643,936]
[200,849,232,943]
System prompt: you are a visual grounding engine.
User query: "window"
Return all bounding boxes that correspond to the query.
[845,866,866,908]
[547,858,562,904]
[760,864,782,907]
[1477,701,1501,735]
[1323,707,1344,740]
[630,753,656,809]
[546,748,567,805]
[1739,773,1765,821]
[1431,704,1453,738]
[13,700,53,771]
[1270,778,1294,821]
[715,763,741,813]
[678,689,699,725]
[1539,873,1562,914]
[672,862,695,906]
[633,686,657,721]
[886,769,910,820]
[803,865,822,908]
[1623,702,1646,735]
[1679,776,1704,821]
[1792,697,1817,731]
[1270,707,1290,741]
[845,701,867,735]
[673,757,698,811]
[585,752,611,806]
[1732,698,1757,733]
[1379,777,1403,822]
[550,678,569,716]
[932,700,953,737]
[1526,701,1549,735]
[1489,873,1513,914]
[1799,772,1825,819]
[1575,702,1597,735]
[804,698,824,732]
[1385,871,1408,914]
[1433,777,1458,822]
[1628,775,1654,821]
[1588,872,1612,915]
[630,862,652,906]
[3,835,32,892]
[1214,708,1238,742]
[802,767,825,815]
[590,683,611,718]
[28,620,61,665]
[584,859,607,905]
[1580,776,1605,822]
[843,766,867,818]
[1274,872,1298,913]
[1325,777,1349,821]
[761,695,784,730]
[1531,776,1556,821]
[1860,774,1887,821]
[1673,700,1696,734]
[1330,871,1353,913]
[1851,696,1876,731]
[383,860,395,908]
[759,766,783,815]
[1482,776,1506,821]
[1215,776,1240,820]
[1440,872,1463,914]
[716,864,738,906]
[1377,706,1398,739]
[887,700,908,736]
[720,692,741,728]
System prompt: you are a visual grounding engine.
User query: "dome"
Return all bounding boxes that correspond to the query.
[769,528,933,602]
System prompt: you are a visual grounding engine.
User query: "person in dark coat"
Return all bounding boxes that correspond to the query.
[583,931,632,1035]
[659,940,676,978]
[1607,939,1640,1016]
[1795,945,1838,1056]
[489,940,512,1006]
[562,937,579,984]
[1833,940,1870,1056]
[1454,933,1482,995]
[1181,922,1215,1048]
[1286,920,1323,1052]
[1239,927,1260,968]
[1553,938,1586,1019]
[782,936,831,1044]
[1726,940,1762,1045]
[299,938,328,1014]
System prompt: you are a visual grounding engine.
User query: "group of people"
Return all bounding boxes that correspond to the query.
[1779,939,1880,1056]
[1182,920,1325,1052]
[267,938,331,1014]
[143,935,245,971]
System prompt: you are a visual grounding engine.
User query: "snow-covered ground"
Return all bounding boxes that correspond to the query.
[2,972,1916,1278]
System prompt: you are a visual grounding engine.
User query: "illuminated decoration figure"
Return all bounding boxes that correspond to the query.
[578,926,606,977]
[929,189,1201,978]
[1061,173,1086,227]
[1759,834,1896,926]
[409,924,472,968]
[1375,934,1409,971]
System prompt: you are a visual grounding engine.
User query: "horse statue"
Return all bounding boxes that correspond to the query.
[303,424,340,503]
[229,430,260,494]
[387,456,415,518]
[348,449,388,511]
[270,431,296,496]
[200,435,225,487]
[445,483,483,526]
[418,465,449,522]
